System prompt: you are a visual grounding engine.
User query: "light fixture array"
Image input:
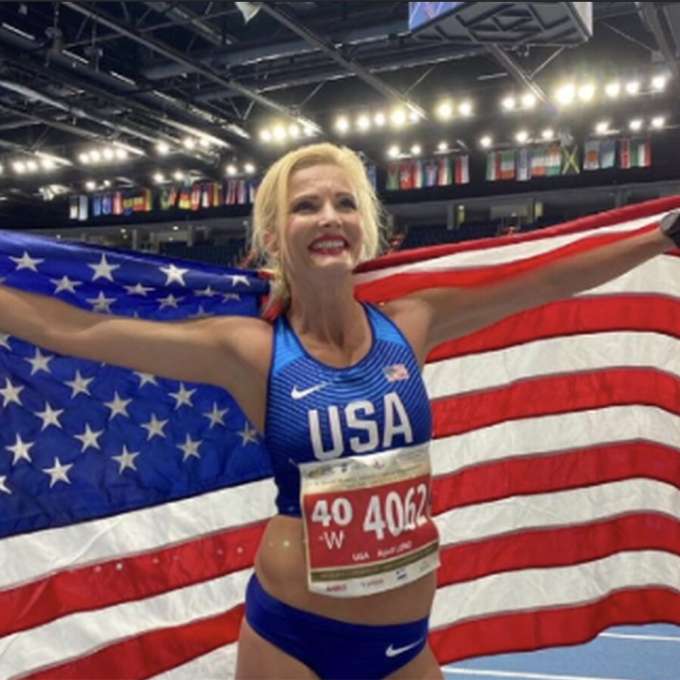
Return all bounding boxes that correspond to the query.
[78,145,130,165]
[258,121,318,145]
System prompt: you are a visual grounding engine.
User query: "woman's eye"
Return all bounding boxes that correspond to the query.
[339,198,357,210]
[293,201,315,212]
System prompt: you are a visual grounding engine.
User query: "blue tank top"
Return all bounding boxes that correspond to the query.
[264,303,432,516]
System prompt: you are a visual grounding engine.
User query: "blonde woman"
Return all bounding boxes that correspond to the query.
[0,143,677,679]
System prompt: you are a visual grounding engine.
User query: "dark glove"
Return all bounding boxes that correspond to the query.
[660,211,680,247]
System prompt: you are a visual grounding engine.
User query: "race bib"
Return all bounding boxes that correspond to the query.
[299,442,440,597]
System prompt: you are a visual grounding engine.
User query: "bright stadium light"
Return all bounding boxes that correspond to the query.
[625,80,640,95]
[387,144,400,159]
[374,111,386,127]
[605,81,621,98]
[555,83,576,106]
[595,120,610,135]
[244,163,256,174]
[260,129,272,143]
[78,152,90,164]
[629,118,643,132]
[153,172,165,184]
[90,150,101,163]
[651,116,666,129]
[390,108,407,127]
[173,170,185,181]
[273,124,286,141]
[288,124,300,139]
[85,180,96,191]
[542,128,555,141]
[458,100,473,117]
[521,93,537,109]
[225,164,237,176]
[515,130,529,144]
[335,116,350,134]
[13,161,26,174]
[183,137,196,150]
[578,83,595,102]
[411,144,422,156]
[436,101,454,121]
[502,96,516,112]
[651,75,668,92]
[303,125,316,137]
[115,148,128,161]
[156,141,170,155]
[26,159,38,173]
[357,114,371,132]
[40,158,56,171]
[408,110,421,124]
[479,135,492,149]
[103,147,115,161]
[438,141,449,152]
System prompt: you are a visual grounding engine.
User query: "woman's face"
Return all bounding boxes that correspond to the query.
[279,163,364,283]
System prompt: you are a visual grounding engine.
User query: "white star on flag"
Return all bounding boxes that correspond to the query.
[169,383,196,409]
[0,377,24,407]
[88,254,120,282]
[189,305,209,319]
[0,476,10,494]
[203,403,228,428]
[35,402,64,430]
[124,282,154,296]
[238,422,258,446]
[25,348,53,376]
[229,275,250,287]
[87,291,116,313]
[65,370,94,397]
[135,372,158,388]
[0,333,10,350]
[196,286,217,297]
[160,264,189,286]
[178,434,202,461]
[158,293,182,309]
[9,251,44,272]
[5,434,34,465]
[43,457,73,487]
[74,423,104,452]
[112,445,140,473]
[141,413,168,440]
[104,392,131,419]
[50,275,81,295]
[222,293,240,302]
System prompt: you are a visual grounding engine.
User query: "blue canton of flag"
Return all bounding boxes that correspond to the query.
[0,230,273,540]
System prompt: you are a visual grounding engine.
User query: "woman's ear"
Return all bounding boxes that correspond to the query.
[264,229,280,256]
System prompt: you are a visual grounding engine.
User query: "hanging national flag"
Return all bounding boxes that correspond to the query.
[425,159,439,187]
[454,156,469,185]
[620,138,652,169]
[386,162,400,191]
[530,145,547,177]
[1,195,680,676]
[437,157,452,186]
[600,139,617,169]
[584,140,601,171]
[516,148,530,182]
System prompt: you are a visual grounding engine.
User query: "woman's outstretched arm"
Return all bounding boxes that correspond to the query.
[409,214,678,353]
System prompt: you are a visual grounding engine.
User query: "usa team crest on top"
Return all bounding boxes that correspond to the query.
[384,363,410,383]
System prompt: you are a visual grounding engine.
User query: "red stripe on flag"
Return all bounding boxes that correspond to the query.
[357,224,658,301]
[429,588,680,665]
[427,294,680,361]
[437,514,680,585]
[432,441,680,512]
[2,522,264,637]
[432,367,680,438]
[356,194,680,273]
[23,605,244,680]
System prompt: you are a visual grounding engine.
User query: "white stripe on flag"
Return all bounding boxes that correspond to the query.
[2,569,251,678]
[435,478,680,546]
[431,551,680,627]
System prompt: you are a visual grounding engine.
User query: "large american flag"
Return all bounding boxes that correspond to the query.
[1,196,679,678]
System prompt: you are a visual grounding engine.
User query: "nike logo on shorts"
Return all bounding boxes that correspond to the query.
[290,382,328,400]
[385,639,423,658]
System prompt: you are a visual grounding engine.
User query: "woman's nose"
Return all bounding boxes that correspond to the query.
[318,202,341,226]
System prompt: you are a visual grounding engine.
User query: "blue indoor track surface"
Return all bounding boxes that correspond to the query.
[442,624,680,680]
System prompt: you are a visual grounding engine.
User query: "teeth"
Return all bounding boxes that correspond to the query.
[311,240,345,249]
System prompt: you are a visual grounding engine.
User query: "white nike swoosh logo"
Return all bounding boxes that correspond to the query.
[385,639,423,658]
[291,382,328,400]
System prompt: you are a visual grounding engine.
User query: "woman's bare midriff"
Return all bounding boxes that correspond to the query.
[254,514,438,625]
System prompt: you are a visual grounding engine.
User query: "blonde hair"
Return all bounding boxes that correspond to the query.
[251,142,384,312]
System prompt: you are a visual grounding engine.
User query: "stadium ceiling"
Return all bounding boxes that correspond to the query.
[0,1,676,225]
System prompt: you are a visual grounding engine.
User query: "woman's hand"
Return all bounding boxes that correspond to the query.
[660,211,680,248]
